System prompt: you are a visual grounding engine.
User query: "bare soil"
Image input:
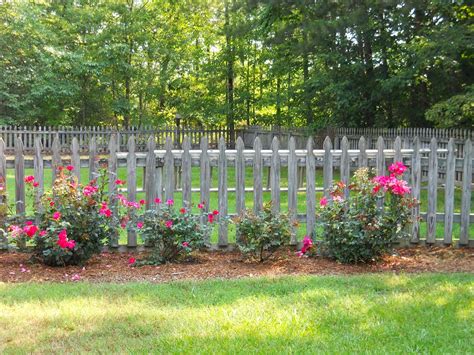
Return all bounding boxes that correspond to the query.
[0,246,472,283]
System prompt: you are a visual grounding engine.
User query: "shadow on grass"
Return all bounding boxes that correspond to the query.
[1,274,473,353]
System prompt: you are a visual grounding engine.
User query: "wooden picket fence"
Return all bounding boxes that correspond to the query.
[0,133,472,249]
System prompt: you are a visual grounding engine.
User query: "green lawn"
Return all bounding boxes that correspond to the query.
[5,166,473,244]
[0,273,472,353]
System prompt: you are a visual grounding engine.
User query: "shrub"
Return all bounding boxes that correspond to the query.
[135,200,217,265]
[303,162,416,264]
[235,204,293,262]
[7,167,123,266]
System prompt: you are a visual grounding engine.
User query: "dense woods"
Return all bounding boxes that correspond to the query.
[0,0,472,129]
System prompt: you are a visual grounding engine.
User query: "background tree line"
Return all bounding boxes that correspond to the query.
[0,0,472,129]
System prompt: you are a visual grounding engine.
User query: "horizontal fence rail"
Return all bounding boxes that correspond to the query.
[0,133,472,250]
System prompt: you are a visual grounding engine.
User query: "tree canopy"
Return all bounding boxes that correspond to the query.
[0,0,472,128]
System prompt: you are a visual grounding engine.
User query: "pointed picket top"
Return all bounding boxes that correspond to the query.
[323,136,332,150]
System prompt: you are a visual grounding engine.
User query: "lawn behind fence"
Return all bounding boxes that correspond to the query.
[0,273,473,353]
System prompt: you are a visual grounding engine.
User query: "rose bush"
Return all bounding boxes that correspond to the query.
[7,167,133,266]
[234,203,293,262]
[299,162,417,263]
[132,199,218,265]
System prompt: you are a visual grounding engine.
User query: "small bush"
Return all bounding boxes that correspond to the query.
[305,163,416,264]
[7,167,119,266]
[136,200,217,265]
[235,204,293,262]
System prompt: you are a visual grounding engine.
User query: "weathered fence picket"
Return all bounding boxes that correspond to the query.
[323,137,333,198]
[460,139,472,245]
[253,137,263,213]
[127,136,137,247]
[306,137,316,237]
[182,136,192,208]
[288,137,298,245]
[164,137,174,203]
[270,137,281,213]
[15,136,25,215]
[235,137,245,215]
[427,138,438,243]
[444,138,455,244]
[34,137,44,212]
[411,137,421,243]
[218,137,228,246]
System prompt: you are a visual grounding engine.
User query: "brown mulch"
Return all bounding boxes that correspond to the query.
[0,247,473,283]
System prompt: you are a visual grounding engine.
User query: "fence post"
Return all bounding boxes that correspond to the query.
[306,137,316,238]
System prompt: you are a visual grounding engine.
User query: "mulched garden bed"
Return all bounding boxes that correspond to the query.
[1,246,472,283]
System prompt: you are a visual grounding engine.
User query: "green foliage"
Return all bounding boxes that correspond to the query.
[0,1,472,128]
[426,85,474,128]
[137,203,217,265]
[235,204,292,262]
[317,167,416,264]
